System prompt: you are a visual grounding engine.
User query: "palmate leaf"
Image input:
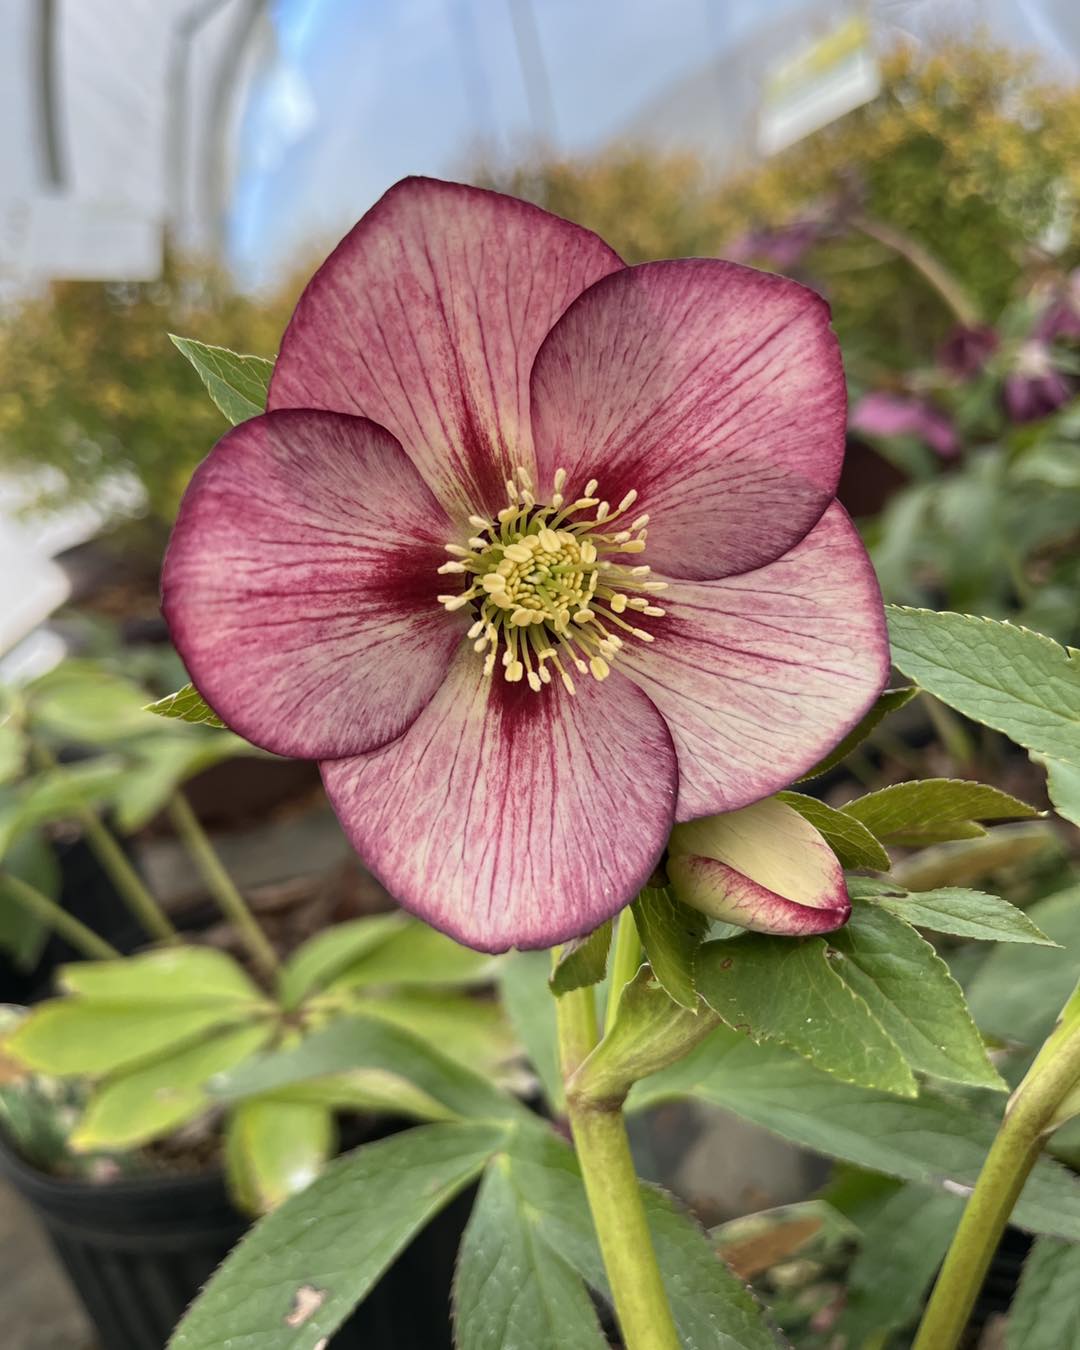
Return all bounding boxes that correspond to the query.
[169,1122,506,1350]
[169,335,274,425]
[886,607,1080,766]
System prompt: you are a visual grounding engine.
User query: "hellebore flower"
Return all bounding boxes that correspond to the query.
[162,177,888,952]
[937,324,999,381]
[1003,340,1072,424]
[668,798,851,936]
[849,391,959,459]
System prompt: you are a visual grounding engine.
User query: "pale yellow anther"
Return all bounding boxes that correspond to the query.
[630,515,649,531]
[619,491,638,512]
[596,501,610,521]
[504,543,532,563]
[481,573,506,593]
[511,608,534,626]
[438,561,466,574]
[609,594,628,613]
[628,597,649,610]
[632,628,654,642]
[553,467,567,492]
[516,465,533,490]
[643,606,666,617]
[589,656,610,681]
[573,609,594,623]
[538,529,560,553]
[439,593,473,612]
[445,544,470,556]
[561,671,576,694]
[468,515,490,530]
[506,660,524,682]
[467,619,485,639]
[584,479,598,497]
[527,671,542,692]
[620,540,646,554]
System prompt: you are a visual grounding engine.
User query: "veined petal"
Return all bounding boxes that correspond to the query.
[530,259,844,579]
[617,503,889,820]
[269,177,623,520]
[320,651,677,953]
[162,410,463,760]
[668,798,851,936]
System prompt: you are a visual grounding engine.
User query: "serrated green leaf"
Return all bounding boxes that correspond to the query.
[696,936,916,1095]
[549,921,612,994]
[278,914,404,1009]
[504,1128,779,1350]
[827,904,1004,1089]
[886,607,1080,766]
[1040,755,1080,827]
[169,335,273,425]
[842,777,1038,846]
[629,1026,1080,1241]
[226,1098,334,1214]
[144,683,227,728]
[1005,1238,1080,1350]
[499,951,563,1114]
[848,877,1056,945]
[837,1184,962,1346]
[799,686,920,780]
[170,1122,504,1349]
[633,886,707,1008]
[6,1000,254,1076]
[965,886,1080,1046]
[778,791,891,870]
[59,946,262,1006]
[73,1022,273,1150]
[209,1013,527,1124]
[453,1156,608,1350]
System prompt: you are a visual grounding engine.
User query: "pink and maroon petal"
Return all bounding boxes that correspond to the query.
[617,503,889,821]
[269,177,623,521]
[320,651,677,953]
[529,259,845,580]
[162,409,463,761]
[668,799,851,936]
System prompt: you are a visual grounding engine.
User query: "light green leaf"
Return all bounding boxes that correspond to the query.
[28,666,156,744]
[848,877,1057,946]
[842,777,1038,846]
[778,791,891,870]
[209,1013,527,1124]
[59,946,263,1006]
[630,1027,1080,1241]
[453,1156,608,1350]
[837,1184,962,1346]
[6,1000,254,1076]
[828,904,1005,1089]
[798,686,920,780]
[574,967,716,1105]
[0,829,59,969]
[169,335,273,425]
[505,1128,779,1350]
[72,1023,273,1150]
[328,917,496,993]
[263,1070,456,1123]
[169,1122,505,1349]
[1005,1238,1080,1350]
[891,821,1060,891]
[633,886,708,1009]
[886,607,1080,766]
[0,718,27,784]
[965,886,1080,1047]
[696,936,917,1095]
[144,683,226,728]
[549,921,612,995]
[499,951,563,1114]
[278,914,405,1009]
[111,732,253,832]
[1,759,129,858]
[226,1098,334,1214]
[350,991,515,1077]
[1040,755,1080,827]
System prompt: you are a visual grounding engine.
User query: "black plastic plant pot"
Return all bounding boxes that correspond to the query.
[0,1131,470,1350]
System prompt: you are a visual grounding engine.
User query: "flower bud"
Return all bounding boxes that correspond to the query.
[667,797,851,937]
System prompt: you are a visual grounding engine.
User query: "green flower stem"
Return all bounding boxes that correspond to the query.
[912,1014,1080,1350]
[605,907,642,1035]
[166,792,279,978]
[555,981,681,1350]
[2,873,120,960]
[851,213,982,327]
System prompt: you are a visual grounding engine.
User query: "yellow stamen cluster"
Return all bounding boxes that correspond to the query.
[437,467,666,693]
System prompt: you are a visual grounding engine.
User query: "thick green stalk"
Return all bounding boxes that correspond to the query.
[166,792,279,977]
[912,1016,1080,1350]
[851,213,982,327]
[605,907,642,1035]
[2,873,120,961]
[555,982,681,1350]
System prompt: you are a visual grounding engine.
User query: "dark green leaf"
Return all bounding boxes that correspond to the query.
[278,915,404,1009]
[169,1122,505,1349]
[453,1156,608,1349]
[886,607,1080,766]
[0,830,59,968]
[169,335,273,425]
[842,778,1038,847]
[777,792,891,870]
[633,886,707,1008]
[499,951,563,1114]
[1039,755,1080,828]
[1005,1238,1080,1350]
[144,683,227,728]
[549,921,612,995]
[226,1098,335,1214]
[798,686,919,780]
[848,877,1056,946]
[827,905,1004,1089]
[696,937,916,1095]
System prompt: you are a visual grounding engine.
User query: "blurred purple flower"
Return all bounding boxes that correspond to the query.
[937,324,999,379]
[727,220,824,271]
[849,391,959,458]
[1003,340,1072,423]
[1034,271,1080,342]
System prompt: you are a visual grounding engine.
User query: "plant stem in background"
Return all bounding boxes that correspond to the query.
[166,791,280,977]
[912,1010,1080,1350]
[852,213,982,328]
[2,874,120,961]
[605,907,642,1035]
[555,980,681,1350]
